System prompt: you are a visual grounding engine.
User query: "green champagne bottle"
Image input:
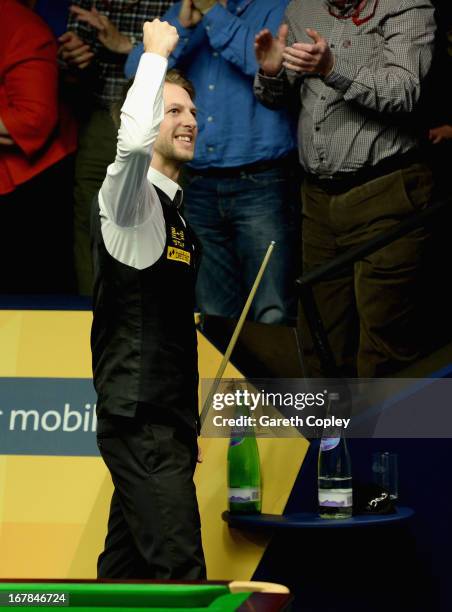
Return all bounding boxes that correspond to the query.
[227,401,262,514]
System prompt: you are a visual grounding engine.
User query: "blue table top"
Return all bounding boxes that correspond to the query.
[223,506,414,529]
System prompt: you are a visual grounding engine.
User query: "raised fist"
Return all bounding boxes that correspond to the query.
[143,19,179,58]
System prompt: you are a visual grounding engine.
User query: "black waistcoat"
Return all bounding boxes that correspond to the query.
[91,186,200,431]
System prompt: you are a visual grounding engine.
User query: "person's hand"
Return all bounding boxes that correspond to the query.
[428,125,452,144]
[143,19,179,58]
[192,0,216,15]
[282,28,334,77]
[179,0,202,28]
[69,5,134,54]
[58,31,94,69]
[0,136,14,146]
[254,24,288,77]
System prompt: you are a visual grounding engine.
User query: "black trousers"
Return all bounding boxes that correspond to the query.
[96,414,206,579]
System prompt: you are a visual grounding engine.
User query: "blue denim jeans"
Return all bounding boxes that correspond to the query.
[183,164,300,325]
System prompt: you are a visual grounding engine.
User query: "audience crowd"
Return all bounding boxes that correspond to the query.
[1,0,452,376]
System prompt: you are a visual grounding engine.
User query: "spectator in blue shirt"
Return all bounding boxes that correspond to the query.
[126,0,299,325]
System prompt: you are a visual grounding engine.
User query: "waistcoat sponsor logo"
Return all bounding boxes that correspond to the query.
[167,246,191,265]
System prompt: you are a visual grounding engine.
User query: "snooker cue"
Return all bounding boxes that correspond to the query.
[199,241,275,426]
[229,581,289,593]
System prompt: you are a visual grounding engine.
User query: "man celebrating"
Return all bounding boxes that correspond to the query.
[91,19,205,579]
[60,0,174,295]
[255,0,436,377]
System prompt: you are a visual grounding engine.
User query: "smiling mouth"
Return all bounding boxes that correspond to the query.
[175,135,193,143]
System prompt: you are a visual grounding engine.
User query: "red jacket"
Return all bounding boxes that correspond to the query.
[0,0,77,195]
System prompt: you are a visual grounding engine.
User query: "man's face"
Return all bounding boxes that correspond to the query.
[153,82,197,166]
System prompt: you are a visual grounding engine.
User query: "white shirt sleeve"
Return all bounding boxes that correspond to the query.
[98,52,168,270]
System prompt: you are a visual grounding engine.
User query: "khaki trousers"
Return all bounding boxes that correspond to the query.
[298,163,434,378]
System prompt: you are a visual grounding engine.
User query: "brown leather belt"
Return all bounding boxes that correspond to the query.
[305,149,422,195]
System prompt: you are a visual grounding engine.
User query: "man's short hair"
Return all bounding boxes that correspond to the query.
[165,69,195,101]
[111,69,196,128]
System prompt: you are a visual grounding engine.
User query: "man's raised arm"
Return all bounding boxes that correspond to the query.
[99,20,179,228]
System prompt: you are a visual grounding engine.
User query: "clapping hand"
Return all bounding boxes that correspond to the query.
[254,24,288,76]
[192,0,217,15]
[58,30,94,69]
[69,4,133,54]
[282,28,334,77]
[179,0,202,28]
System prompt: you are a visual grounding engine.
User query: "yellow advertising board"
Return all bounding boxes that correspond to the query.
[0,310,308,579]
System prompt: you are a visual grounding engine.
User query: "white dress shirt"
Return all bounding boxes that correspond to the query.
[98,52,183,270]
